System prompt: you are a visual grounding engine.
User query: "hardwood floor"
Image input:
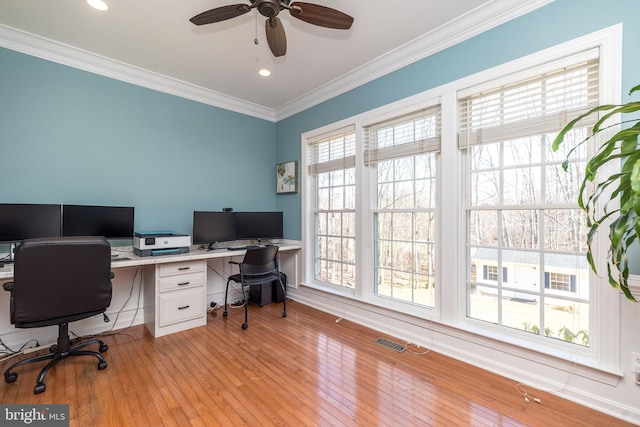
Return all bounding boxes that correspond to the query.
[0,300,632,426]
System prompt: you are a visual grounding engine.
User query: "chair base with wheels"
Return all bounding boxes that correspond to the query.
[3,322,108,394]
[222,246,287,329]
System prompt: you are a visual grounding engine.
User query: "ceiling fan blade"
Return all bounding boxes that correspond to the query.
[289,2,353,29]
[189,4,252,25]
[266,17,287,57]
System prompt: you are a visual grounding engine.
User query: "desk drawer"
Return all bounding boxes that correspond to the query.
[159,272,204,293]
[158,260,205,278]
[158,287,205,327]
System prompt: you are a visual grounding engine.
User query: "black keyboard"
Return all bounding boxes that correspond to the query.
[226,245,263,251]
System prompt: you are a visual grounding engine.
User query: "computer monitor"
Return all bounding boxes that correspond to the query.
[193,211,237,249]
[62,205,135,239]
[236,211,283,241]
[0,203,62,243]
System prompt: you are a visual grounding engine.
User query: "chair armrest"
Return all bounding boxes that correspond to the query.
[3,281,13,292]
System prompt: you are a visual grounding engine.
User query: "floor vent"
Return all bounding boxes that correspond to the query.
[375,337,406,353]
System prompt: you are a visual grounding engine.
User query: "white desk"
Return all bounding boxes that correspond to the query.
[0,241,302,338]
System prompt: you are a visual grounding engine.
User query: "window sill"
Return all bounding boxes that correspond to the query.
[300,281,356,298]
[452,318,624,385]
[627,274,640,301]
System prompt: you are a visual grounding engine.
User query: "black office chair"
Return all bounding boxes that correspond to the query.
[3,236,113,394]
[223,246,286,330]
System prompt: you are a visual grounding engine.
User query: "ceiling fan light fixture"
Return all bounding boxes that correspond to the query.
[86,0,109,11]
[189,1,354,57]
[258,68,271,77]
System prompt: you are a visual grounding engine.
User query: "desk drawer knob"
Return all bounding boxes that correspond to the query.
[178,305,190,310]
[178,267,190,271]
[178,281,190,286]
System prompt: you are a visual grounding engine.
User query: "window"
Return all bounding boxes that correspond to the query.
[487,266,498,281]
[483,265,507,282]
[301,27,621,372]
[459,55,599,346]
[364,107,441,306]
[546,272,576,293]
[307,126,357,289]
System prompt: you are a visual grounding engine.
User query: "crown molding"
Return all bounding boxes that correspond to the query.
[0,0,551,124]
[273,0,553,121]
[0,24,276,122]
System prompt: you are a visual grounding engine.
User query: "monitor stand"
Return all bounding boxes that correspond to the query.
[207,242,224,251]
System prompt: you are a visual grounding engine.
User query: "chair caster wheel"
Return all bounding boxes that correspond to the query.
[223,311,228,317]
[34,383,46,394]
[242,323,248,330]
[282,312,287,317]
[49,345,57,353]
[5,372,17,383]
[98,361,107,370]
[99,344,109,353]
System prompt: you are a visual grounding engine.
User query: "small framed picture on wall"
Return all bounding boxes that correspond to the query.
[276,161,297,194]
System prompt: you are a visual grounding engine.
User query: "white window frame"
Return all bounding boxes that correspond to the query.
[302,121,359,297]
[360,98,443,318]
[450,26,621,372]
[365,105,441,309]
[300,25,622,375]
[459,52,599,350]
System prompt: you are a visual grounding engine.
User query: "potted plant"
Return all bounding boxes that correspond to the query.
[552,83,640,301]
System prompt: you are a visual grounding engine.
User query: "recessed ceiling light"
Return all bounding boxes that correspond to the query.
[87,0,109,11]
[258,68,271,77]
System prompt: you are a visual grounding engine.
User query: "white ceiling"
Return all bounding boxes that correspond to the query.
[0,0,548,121]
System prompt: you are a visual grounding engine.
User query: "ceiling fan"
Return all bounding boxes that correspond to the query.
[190,0,354,57]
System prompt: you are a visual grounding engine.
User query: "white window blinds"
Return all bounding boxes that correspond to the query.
[307,125,356,175]
[458,57,600,148]
[364,106,441,166]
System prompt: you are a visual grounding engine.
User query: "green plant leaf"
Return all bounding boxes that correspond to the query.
[552,104,618,151]
[552,83,640,302]
[592,103,640,132]
[631,158,640,194]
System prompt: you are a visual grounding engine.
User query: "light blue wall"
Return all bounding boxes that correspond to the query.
[275,0,640,250]
[1,48,277,237]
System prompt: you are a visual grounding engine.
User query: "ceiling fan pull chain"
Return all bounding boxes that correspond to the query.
[254,10,259,45]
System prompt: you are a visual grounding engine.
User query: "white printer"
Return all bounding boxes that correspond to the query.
[133,232,191,257]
